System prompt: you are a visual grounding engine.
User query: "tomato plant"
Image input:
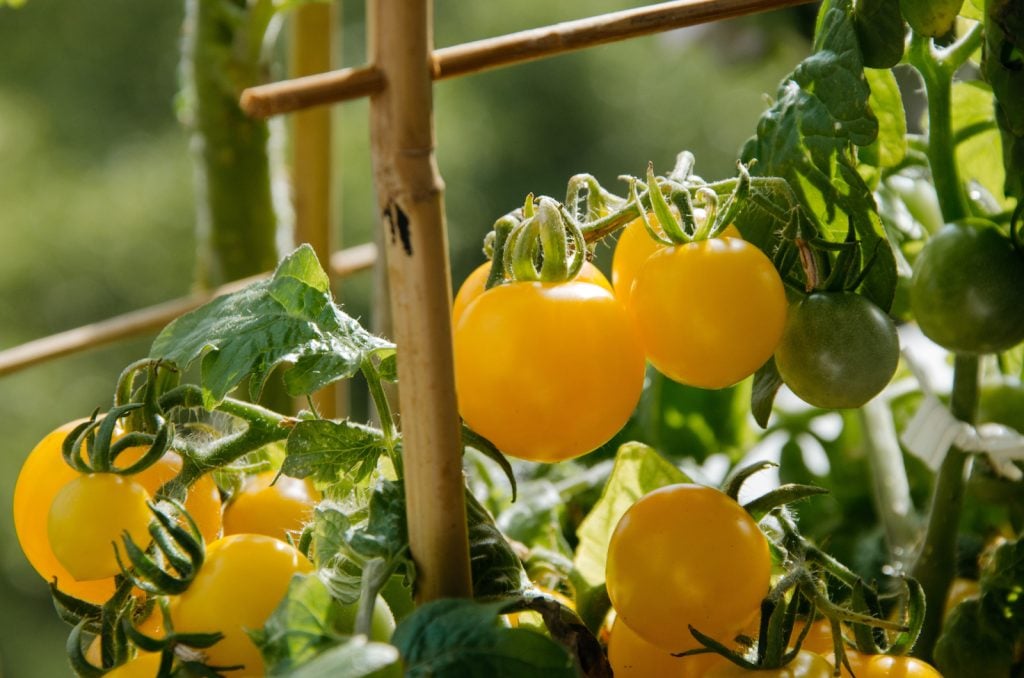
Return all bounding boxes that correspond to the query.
[605,483,770,653]
[774,292,899,409]
[910,219,1024,354]
[222,471,318,542]
[628,237,787,389]
[453,279,645,462]
[169,534,315,676]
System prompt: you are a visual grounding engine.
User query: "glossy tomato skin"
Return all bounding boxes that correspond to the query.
[170,534,314,676]
[611,213,740,303]
[454,280,646,462]
[827,651,942,678]
[629,238,787,389]
[774,292,900,409]
[911,221,1024,354]
[612,215,666,302]
[223,471,319,542]
[14,421,118,602]
[452,260,611,327]
[48,473,153,581]
[706,650,833,677]
[605,484,771,653]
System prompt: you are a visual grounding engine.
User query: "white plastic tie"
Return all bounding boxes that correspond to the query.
[900,350,1024,481]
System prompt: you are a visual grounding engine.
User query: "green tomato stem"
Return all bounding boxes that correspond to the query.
[911,352,979,661]
[858,398,919,568]
[156,385,292,497]
[907,33,970,224]
[362,358,403,476]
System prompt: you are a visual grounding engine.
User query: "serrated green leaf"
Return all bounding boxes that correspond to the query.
[150,246,394,406]
[392,599,574,678]
[285,420,389,486]
[573,443,689,589]
[742,0,898,311]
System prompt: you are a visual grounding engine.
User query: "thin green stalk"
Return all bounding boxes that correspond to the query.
[907,28,982,224]
[362,359,402,475]
[911,353,979,660]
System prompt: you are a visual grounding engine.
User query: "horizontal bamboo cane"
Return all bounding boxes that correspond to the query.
[241,0,814,118]
[0,243,377,378]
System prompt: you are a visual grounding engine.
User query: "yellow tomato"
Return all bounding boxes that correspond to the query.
[170,534,314,676]
[14,421,118,602]
[48,473,153,581]
[223,472,319,542]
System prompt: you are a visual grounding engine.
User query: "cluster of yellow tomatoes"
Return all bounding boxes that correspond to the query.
[13,420,324,677]
[451,213,786,464]
[600,484,945,677]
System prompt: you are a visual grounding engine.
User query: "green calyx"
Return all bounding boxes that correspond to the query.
[494,195,588,285]
[61,405,172,476]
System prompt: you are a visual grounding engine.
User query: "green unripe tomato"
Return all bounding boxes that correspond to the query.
[910,220,1024,354]
[775,292,900,410]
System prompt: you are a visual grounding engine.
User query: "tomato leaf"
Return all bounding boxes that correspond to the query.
[573,443,689,590]
[853,0,906,69]
[953,81,1012,211]
[253,574,401,674]
[466,490,529,597]
[751,358,785,428]
[284,420,389,486]
[934,535,1024,675]
[740,0,898,312]
[391,599,575,677]
[150,245,394,408]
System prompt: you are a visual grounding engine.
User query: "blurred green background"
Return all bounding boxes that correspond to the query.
[0,1,812,674]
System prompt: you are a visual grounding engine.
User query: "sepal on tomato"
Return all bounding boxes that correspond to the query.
[117,499,205,596]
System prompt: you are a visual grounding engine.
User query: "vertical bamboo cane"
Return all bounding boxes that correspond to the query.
[291,2,344,419]
[368,0,472,601]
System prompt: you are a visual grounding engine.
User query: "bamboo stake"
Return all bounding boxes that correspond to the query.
[369,0,472,601]
[0,244,377,378]
[291,1,342,418]
[242,0,814,117]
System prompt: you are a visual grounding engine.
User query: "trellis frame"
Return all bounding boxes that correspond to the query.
[0,0,815,603]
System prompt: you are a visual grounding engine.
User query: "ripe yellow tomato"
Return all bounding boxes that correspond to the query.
[170,534,314,676]
[628,237,786,389]
[452,260,611,327]
[48,473,153,581]
[611,212,741,302]
[454,280,646,462]
[223,471,319,542]
[606,484,771,653]
[14,421,118,602]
